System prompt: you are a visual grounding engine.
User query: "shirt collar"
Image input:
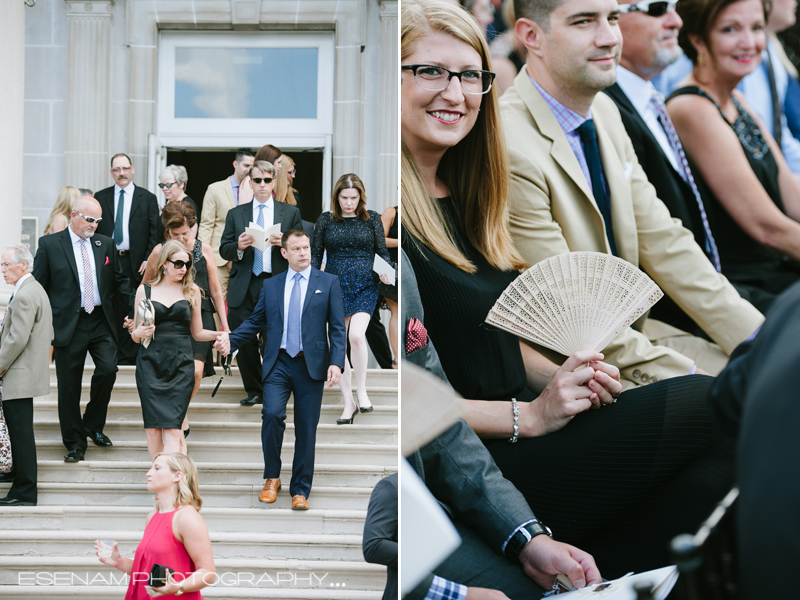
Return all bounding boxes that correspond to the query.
[13,273,32,296]
[254,197,274,210]
[288,265,312,280]
[114,182,135,195]
[230,175,239,189]
[528,72,591,134]
[616,66,656,116]
[67,225,85,245]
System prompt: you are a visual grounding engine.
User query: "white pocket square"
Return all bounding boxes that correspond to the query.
[624,161,634,181]
[315,290,322,294]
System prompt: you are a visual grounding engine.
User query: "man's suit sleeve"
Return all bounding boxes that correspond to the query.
[362,474,398,568]
[288,205,302,231]
[0,293,37,377]
[31,237,50,292]
[198,185,218,244]
[219,209,241,263]
[111,244,136,316]
[145,192,161,258]
[326,276,346,369]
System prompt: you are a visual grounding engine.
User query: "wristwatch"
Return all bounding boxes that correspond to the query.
[175,581,184,596]
[504,519,553,564]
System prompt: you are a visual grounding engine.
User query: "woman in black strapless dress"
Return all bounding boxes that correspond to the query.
[142,202,230,452]
[133,242,228,459]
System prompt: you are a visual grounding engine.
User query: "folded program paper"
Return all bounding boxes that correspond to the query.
[246,222,281,252]
[373,254,396,286]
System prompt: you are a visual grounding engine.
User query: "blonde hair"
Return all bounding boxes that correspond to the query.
[153,453,203,511]
[45,186,80,235]
[278,154,298,207]
[401,0,526,273]
[147,240,198,306]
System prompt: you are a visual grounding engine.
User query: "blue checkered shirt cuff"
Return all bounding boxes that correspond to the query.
[424,576,468,600]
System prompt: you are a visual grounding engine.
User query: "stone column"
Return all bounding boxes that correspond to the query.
[0,0,26,277]
[64,0,115,193]
[378,0,398,212]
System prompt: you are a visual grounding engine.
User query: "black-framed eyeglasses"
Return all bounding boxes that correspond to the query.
[74,210,102,224]
[288,169,296,176]
[167,259,190,270]
[252,177,274,184]
[401,64,496,95]
[158,182,178,189]
[619,0,679,17]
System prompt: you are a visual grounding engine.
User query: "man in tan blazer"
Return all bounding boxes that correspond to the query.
[0,245,53,506]
[499,0,764,387]
[198,148,256,298]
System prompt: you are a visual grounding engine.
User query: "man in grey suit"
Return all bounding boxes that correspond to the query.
[401,250,600,599]
[0,245,53,506]
[363,472,398,600]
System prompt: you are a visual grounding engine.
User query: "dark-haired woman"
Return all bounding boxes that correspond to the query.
[311,174,392,423]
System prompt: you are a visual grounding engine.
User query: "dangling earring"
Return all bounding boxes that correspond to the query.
[163,267,167,274]
[698,52,705,67]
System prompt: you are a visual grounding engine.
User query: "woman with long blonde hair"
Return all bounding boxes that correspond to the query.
[96,452,215,598]
[44,186,80,235]
[131,241,228,458]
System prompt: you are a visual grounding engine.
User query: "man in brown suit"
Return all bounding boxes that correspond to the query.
[0,245,53,506]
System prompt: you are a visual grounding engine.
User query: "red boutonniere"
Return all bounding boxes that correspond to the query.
[105,257,110,265]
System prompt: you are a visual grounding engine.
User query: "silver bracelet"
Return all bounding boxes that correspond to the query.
[508,398,519,443]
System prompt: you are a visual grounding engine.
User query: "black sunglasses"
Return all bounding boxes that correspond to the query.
[158,182,179,189]
[252,177,274,184]
[167,259,190,270]
[619,0,679,17]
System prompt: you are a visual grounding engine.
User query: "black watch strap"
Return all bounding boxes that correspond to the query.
[504,520,553,564]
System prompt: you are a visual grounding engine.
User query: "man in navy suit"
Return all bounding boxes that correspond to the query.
[217,229,346,510]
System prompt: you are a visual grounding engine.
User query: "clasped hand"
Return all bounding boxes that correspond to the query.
[214,331,230,356]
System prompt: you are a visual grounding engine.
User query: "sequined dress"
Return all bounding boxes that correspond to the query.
[311,210,392,316]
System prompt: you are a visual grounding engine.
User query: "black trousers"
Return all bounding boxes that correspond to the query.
[2,398,37,504]
[54,308,118,452]
[114,252,140,365]
[364,302,393,369]
[228,272,270,399]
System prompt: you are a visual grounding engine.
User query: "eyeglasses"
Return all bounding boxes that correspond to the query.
[288,169,296,177]
[74,210,102,224]
[401,64,496,95]
[166,259,190,270]
[619,0,679,17]
[252,177,274,184]
[111,166,132,173]
[158,182,178,189]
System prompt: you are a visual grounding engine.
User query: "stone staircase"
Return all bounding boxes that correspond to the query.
[0,365,398,599]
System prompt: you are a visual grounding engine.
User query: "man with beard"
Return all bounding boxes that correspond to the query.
[33,196,134,462]
[499,0,763,387]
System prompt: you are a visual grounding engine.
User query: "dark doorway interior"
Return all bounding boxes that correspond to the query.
[166,149,325,224]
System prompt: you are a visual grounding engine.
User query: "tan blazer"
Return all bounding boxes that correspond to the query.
[0,276,53,400]
[199,178,237,268]
[499,68,764,384]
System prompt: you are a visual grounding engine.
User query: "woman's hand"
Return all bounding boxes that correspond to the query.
[214,331,230,357]
[525,351,602,437]
[145,581,181,597]
[378,273,391,285]
[133,323,155,341]
[587,360,621,408]
[123,317,135,333]
[94,540,121,568]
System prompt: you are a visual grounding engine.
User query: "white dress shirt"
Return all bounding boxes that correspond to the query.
[113,182,135,251]
[280,265,311,351]
[251,197,275,274]
[68,226,102,308]
[616,66,680,172]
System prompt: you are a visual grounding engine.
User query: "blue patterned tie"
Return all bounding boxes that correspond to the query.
[252,203,264,276]
[577,119,617,256]
[114,189,125,245]
[286,272,302,357]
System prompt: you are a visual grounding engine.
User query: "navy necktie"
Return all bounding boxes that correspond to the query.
[577,119,617,256]
[114,189,125,246]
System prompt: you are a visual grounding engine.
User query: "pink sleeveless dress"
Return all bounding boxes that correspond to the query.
[124,507,204,599]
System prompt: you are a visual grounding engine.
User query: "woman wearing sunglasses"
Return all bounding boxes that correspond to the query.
[666,0,800,296]
[141,202,230,450]
[131,240,228,459]
[158,165,199,237]
[401,0,735,581]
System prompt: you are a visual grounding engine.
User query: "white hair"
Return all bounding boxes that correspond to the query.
[159,164,188,189]
[5,244,34,272]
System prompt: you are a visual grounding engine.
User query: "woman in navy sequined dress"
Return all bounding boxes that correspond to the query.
[312,174,392,423]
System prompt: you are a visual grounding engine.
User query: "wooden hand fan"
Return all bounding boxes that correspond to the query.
[485,252,663,355]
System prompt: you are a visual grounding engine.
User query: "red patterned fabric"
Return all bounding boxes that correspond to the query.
[405,317,428,355]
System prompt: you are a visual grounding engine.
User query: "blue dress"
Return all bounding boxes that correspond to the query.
[311,210,392,317]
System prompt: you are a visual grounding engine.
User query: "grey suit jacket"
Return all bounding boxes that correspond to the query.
[0,276,53,400]
[401,250,536,599]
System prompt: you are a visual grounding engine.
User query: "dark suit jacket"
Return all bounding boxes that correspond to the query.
[363,473,398,600]
[95,184,161,283]
[228,267,346,381]
[219,200,303,309]
[32,229,135,347]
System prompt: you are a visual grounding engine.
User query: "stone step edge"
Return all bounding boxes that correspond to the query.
[32,401,398,413]
[31,420,397,432]
[50,365,395,377]
[29,460,396,474]
[29,440,398,451]
[0,530,363,545]
[0,557,381,571]
[5,482,373,494]
[0,588,381,599]
[0,506,365,518]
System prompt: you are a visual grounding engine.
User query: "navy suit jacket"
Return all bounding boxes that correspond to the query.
[228,267,346,381]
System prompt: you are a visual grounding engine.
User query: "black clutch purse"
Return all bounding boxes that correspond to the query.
[149,563,174,587]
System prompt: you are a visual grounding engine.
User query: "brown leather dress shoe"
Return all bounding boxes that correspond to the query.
[258,478,281,503]
[291,495,310,510]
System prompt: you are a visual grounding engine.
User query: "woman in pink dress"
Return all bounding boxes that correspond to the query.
[95,453,215,598]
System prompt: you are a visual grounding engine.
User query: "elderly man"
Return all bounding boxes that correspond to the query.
[499,0,764,387]
[0,245,53,506]
[33,196,134,462]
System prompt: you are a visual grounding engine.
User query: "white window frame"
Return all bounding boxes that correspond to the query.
[157,31,334,148]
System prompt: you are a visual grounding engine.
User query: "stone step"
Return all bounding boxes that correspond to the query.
[0,556,386,590]
[32,400,399,425]
[0,586,381,599]
[14,460,395,488]
[31,420,398,445]
[49,365,399,389]
[0,529,366,561]
[29,440,399,465]
[0,506,367,536]
[0,483,373,510]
